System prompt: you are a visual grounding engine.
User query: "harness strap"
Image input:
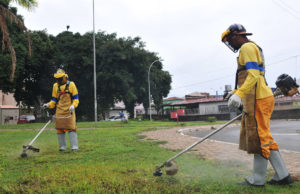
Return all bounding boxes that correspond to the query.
[57,81,71,102]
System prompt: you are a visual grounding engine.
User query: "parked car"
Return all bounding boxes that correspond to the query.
[18,115,36,124]
[106,115,126,121]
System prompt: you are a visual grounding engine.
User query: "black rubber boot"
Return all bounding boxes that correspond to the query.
[267,174,294,185]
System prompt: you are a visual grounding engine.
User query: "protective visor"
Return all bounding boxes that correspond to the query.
[56,77,64,84]
[223,40,239,53]
[221,30,238,53]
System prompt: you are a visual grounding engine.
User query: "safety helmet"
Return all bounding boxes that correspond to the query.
[221,24,252,52]
[54,69,68,85]
[54,69,67,78]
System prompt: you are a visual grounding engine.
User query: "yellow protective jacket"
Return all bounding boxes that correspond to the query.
[48,81,79,109]
[235,42,273,99]
[235,42,278,159]
[47,81,79,131]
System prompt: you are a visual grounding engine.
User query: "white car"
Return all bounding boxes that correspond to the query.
[106,115,125,121]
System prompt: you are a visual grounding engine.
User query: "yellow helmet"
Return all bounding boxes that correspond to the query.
[54,69,68,78]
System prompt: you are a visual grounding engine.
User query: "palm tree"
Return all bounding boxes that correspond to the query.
[0,0,37,81]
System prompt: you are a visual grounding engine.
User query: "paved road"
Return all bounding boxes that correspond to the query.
[186,120,300,152]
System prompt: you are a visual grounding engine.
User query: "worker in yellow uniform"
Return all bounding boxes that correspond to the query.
[221,24,293,186]
[43,69,79,151]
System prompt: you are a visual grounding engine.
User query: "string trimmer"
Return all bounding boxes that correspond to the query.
[20,112,72,158]
[20,120,52,158]
[153,113,243,176]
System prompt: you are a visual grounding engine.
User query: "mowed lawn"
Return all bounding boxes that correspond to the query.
[0,121,299,193]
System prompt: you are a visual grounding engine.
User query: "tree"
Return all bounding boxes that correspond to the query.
[14,30,55,111]
[0,25,172,121]
[49,31,172,120]
[0,0,37,81]
[151,70,172,115]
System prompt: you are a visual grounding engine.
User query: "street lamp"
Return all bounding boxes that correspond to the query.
[148,59,163,121]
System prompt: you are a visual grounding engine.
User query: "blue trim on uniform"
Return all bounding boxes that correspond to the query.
[73,94,79,100]
[259,66,265,72]
[245,62,259,70]
[51,97,58,102]
[245,62,265,72]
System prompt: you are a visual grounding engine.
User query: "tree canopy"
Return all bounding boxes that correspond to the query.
[0,7,172,120]
[0,0,37,80]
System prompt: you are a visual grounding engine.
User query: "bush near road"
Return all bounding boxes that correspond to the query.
[0,121,299,193]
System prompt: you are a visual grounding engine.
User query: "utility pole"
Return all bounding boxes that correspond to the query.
[92,0,97,126]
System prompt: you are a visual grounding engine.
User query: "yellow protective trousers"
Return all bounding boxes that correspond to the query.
[255,96,278,158]
[237,65,278,159]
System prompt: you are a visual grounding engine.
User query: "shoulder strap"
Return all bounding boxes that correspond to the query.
[57,81,71,102]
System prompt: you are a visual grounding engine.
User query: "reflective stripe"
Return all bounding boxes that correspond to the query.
[261,141,274,147]
[72,94,79,100]
[245,62,265,72]
[51,97,58,102]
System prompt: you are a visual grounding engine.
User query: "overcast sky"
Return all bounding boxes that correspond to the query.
[13,0,300,98]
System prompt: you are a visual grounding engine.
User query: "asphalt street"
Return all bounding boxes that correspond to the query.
[186,120,300,152]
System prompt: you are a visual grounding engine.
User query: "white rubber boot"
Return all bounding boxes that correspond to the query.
[57,133,67,151]
[267,150,293,185]
[69,131,78,151]
[245,154,268,186]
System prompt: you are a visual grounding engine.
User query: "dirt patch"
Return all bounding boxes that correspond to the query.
[140,125,300,180]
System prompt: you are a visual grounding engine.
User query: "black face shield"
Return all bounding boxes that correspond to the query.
[56,77,64,85]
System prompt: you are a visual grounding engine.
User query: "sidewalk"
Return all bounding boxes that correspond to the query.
[140,125,300,180]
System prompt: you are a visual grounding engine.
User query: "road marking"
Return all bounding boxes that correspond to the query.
[272,133,299,136]
[209,140,300,154]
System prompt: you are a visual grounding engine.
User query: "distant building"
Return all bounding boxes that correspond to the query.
[168,95,231,120]
[107,101,129,119]
[0,90,17,106]
[163,97,184,115]
[0,90,19,124]
[163,90,300,121]
[185,92,209,99]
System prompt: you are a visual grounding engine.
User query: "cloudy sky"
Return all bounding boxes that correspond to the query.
[13,0,300,98]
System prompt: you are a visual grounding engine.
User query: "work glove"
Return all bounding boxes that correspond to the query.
[223,91,233,100]
[228,94,242,110]
[69,105,75,113]
[42,103,49,108]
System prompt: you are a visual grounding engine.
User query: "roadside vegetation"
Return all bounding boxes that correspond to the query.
[0,121,299,193]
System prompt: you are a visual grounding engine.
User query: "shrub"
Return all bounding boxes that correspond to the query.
[207,116,216,123]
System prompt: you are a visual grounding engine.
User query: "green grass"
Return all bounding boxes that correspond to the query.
[0,120,299,193]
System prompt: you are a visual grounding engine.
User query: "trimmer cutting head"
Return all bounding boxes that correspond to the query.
[20,152,28,158]
[20,145,40,158]
[165,161,178,176]
[153,161,178,177]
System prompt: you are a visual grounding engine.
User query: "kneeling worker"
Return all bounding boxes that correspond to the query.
[43,69,79,151]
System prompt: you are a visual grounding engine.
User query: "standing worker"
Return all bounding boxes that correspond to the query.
[43,69,79,152]
[221,24,294,186]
